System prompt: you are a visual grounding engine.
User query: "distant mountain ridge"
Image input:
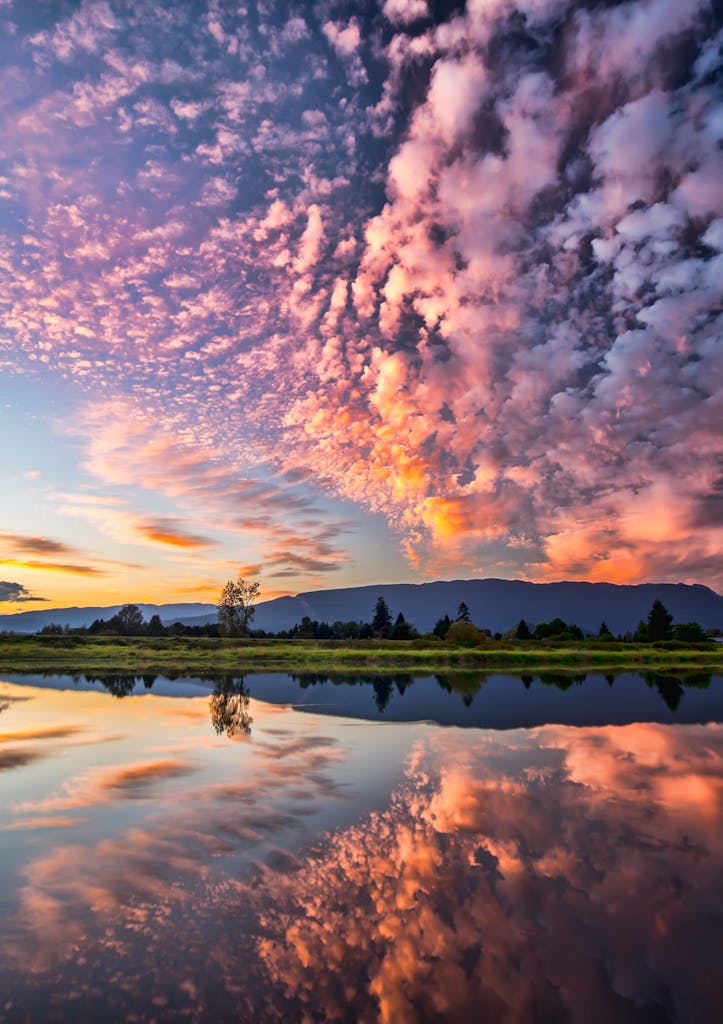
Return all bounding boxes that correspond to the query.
[1,580,722,635]
[0,603,215,634]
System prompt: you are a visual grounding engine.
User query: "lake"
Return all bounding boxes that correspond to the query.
[1,670,721,1022]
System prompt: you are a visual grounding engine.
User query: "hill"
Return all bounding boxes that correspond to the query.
[250,580,723,635]
[3,580,719,636]
[0,603,216,634]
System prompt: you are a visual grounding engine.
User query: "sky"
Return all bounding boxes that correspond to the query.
[0,0,721,613]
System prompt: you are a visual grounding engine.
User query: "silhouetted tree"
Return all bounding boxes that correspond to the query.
[146,614,166,636]
[514,618,532,640]
[115,604,145,635]
[672,621,707,642]
[534,617,582,641]
[372,596,392,636]
[597,620,612,638]
[390,611,416,640]
[217,578,260,637]
[646,599,673,642]
[456,601,471,622]
[433,614,452,638]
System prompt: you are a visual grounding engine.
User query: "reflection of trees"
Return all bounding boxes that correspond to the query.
[538,673,586,690]
[372,678,394,713]
[87,674,137,698]
[641,672,713,711]
[434,673,488,703]
[643,674,685,712]
[290,673,414,713]
[210,675,253,738]
[643,673,712,712]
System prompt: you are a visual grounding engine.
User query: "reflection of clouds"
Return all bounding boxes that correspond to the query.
[256,724,723,1023]
[12,757,198,813]
[0,725,88,742]
[1,815,88,831]
[1,726,349,1003]
[2,721,721,1021]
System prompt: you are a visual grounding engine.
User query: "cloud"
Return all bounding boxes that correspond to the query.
[0,533,77,556]
[133,518,216,549]
[0,581,46,603]
[0,0,720,592]
[383,0,430,25]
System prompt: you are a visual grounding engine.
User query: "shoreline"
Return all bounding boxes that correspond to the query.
[1,636,721,675]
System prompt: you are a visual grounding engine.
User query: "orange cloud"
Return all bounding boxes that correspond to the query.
[133,518,215,549]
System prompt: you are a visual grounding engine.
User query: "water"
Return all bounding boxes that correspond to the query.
[0,671,721,1023]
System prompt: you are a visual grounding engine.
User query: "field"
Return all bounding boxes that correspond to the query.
[1,634,722,675]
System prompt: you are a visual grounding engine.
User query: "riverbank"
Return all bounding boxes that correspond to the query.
[1,635,721,675]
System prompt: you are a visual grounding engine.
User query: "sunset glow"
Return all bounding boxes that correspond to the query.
[1,0,721,611]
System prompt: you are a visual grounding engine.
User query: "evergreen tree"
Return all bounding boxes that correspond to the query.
[390,611,416,640]
[515,618,532,640]
[433,614,452,638]
[456,601,471,622]
[597,620,612,638]
[646,599,673,642]
[372,596,392,636]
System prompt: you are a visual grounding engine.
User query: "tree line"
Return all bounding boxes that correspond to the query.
[34,592,714,644]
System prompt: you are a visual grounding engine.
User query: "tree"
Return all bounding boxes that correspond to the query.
[646,599,673,642]
[390,611,416,640]
[514,618,532,640]
[372,596,392,636]
[672,621,707,642]
[217,578,260,637]
[456,601,471,622]
[114,604,145,635]
[146,614,166,637]
[433,614,452,639]
[597,620,612,639]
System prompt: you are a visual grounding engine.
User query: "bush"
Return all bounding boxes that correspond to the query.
[446,620,486,645]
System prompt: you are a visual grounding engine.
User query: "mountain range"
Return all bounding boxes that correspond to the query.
[1,579,722,636]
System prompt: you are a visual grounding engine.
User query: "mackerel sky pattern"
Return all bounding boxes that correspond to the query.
[0,0,721,602]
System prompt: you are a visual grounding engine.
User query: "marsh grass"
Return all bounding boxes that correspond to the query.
[1,634,721,675]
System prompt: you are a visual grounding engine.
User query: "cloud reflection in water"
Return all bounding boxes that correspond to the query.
[0,687,721,1022]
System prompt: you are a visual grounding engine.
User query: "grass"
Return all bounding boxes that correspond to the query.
[1,634,722,676]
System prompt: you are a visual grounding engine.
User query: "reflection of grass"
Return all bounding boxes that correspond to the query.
[1,635,722,675]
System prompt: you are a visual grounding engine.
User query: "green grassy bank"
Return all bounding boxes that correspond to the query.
[1,634,722,675]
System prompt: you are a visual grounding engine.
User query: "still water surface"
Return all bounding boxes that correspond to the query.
[1,671,722,1023]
